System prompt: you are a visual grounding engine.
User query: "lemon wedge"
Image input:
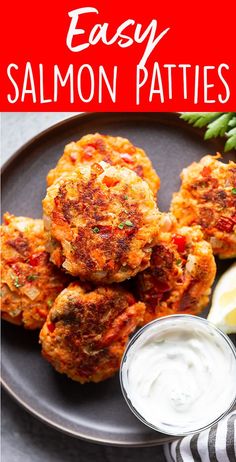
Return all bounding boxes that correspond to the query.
[207,263,236,334]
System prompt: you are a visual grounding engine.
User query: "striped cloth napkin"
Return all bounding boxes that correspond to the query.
[164,411,236,462]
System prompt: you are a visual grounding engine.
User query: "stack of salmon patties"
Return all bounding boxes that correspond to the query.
[40,134,161,382]
[2,133,224,384]
[1,134,161,383]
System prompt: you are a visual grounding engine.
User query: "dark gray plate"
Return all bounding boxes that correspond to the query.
[1,112,236,446]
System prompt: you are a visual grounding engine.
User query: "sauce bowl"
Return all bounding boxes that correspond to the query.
[120,314,236,436]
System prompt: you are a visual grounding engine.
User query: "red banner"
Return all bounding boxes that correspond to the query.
[1,0,235,111]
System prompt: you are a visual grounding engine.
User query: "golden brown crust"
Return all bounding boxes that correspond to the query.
[1,213,68,329]
[40,282,145,383]
[43,162,160,283]
[47,133,160,197]
[171,155,236,258]
[137,217,216,324]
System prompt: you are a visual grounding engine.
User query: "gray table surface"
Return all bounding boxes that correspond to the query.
[1,113,165,462]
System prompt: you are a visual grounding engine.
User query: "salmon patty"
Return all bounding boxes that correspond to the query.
[43,161,160,283]
[40,282,145,383]
[171,155,236,258]
[47,133,160,197]
[1,213,68,329]
[137,215,216,324]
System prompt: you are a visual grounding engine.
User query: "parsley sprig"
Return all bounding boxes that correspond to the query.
[180,112,236,152]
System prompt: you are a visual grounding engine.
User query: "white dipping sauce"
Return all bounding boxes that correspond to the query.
[121,315,236,435]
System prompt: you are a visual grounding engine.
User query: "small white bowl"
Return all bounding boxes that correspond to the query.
[120,314,236,436]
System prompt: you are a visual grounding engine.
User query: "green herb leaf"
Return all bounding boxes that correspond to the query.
[231,188,236,195]
[176,259,182,265]
[47,299,53,307]
[118,220,134,229]
[225,127,236,152]
[180,112,220,128]
[92,227,100,234]
[11,274,23,288]
[226,127,236,137]
[124,195,128,200]
[228,116,236,128]
[180,112,236,152]
[124,220,134,227]
[27,274,38,282]
[204,113,234,139]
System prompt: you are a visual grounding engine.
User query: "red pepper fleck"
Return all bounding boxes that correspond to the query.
[70,152,78,163]
[47,322,55,333]
[120,153,134,164]
[29,252,46,267]
[88,138,106,153]
[36,308,47,317]
[172,234,187,253]
[91,163,104,176]
[134,165,144,177]
[201,166,212,177]
[3,215,11,225]
[216,216,235,233]
[54,196,61,207]
[83,146,95,159]
[102,176,119,187]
